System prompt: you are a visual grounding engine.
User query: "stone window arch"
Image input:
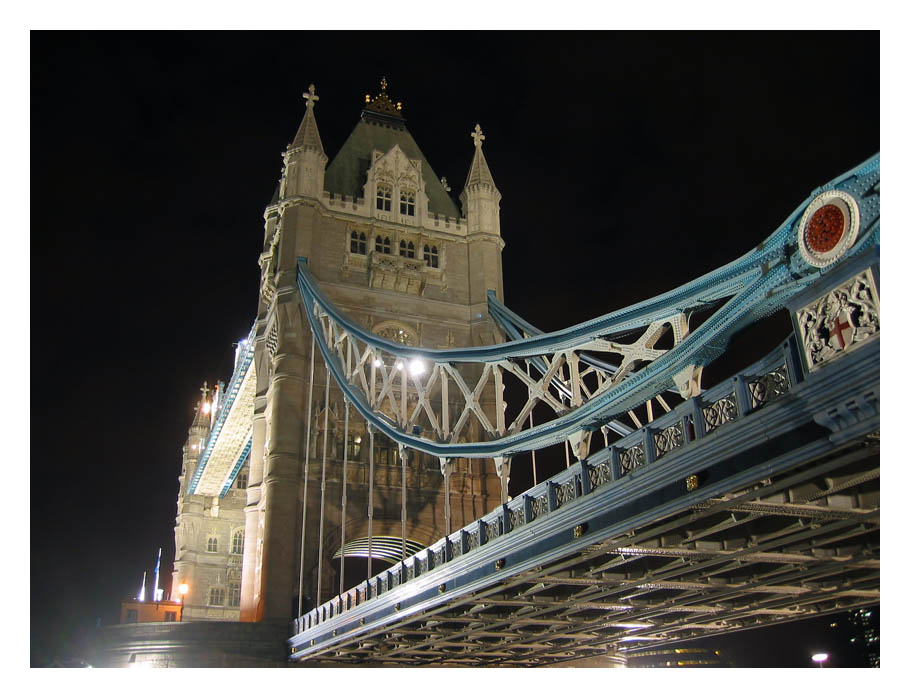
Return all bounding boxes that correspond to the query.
[423,245,439,268]
[375,236,391,255]
[376,183,392,212]
[206,536,218,553]
[350,231,366,254]
[373,322,417,347]
[209,587,225,606]
[399,240,415,259]
[228,583,241,607]
[231,529,244,555]
[400,189,415,216]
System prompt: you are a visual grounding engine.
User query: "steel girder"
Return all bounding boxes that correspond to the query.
[288,333,879,665]
[296,154,879,460]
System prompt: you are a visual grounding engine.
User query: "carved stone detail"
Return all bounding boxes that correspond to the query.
[796,268,880,372]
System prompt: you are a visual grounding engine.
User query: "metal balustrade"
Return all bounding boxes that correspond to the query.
[295,335,808,635]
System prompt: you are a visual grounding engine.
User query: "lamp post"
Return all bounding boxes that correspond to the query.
[811,652,829,668]
[178,583,189,621]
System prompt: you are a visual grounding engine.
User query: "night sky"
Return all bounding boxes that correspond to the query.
[29,30,881,669]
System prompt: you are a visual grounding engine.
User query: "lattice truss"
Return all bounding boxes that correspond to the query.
[297,443,879,666]
[298,155,879,461]
[309,298,698,459]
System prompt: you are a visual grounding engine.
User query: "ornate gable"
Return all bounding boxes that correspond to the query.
[365,144,427,225]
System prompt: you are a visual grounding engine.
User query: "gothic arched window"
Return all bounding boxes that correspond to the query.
[228,583,241,607]
[399,240,415,259]
[231,530,244,555]
[400,190,415,216]
[423,245,439,268]
[377,184,392,212]
[206,536,218,553]
[376,236,391,255]
[209,587,225,606]
[350,231,366,254]
[235,470,248,489]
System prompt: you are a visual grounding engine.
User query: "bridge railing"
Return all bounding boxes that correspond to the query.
[295,334,808,635]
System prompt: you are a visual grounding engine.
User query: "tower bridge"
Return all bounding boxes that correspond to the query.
[146,82,878,667]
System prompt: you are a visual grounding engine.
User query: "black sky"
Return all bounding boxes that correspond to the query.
[29,30,880,666]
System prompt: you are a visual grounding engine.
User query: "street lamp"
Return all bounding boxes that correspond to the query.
[178,583,189,621]
[811,652,829,668]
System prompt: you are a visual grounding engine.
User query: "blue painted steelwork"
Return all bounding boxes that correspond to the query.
[187,327,256,495]
[297,155,880,459]
[288,328,879,659]
[218,435,252,498]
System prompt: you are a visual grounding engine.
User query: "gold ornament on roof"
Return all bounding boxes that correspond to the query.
[364,77,403,115]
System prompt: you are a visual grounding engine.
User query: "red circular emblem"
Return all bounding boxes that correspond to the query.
[805,204,845,254]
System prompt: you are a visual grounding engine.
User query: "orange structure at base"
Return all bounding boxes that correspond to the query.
[119,599,183,624]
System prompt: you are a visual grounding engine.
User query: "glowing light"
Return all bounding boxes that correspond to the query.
[354,435,362,444]
[395,361,405,370]
[178,583,189,595]
[812,652,829,665]
[373,358,382,367]
[202,402,211,415]
[408,358,426,376]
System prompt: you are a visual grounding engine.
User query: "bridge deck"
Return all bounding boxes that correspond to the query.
[288,337,879,666]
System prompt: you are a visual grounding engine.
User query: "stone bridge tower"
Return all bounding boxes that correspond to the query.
[241,81,505,622]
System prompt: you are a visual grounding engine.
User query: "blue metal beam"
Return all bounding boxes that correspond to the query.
[297,155,879,459]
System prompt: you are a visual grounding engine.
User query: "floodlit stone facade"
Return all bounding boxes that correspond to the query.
[172,81,505,627]
[172,387,250,620]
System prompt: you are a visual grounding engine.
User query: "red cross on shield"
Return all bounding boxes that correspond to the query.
[830,310,854,350]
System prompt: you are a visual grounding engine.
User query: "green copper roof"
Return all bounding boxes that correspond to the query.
[324,115,461,220]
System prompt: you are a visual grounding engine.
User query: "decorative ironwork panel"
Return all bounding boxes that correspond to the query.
[416,557,425,575]
[556,480,577,507]
[749,365,789,409]
[432,548,444,568]
[467,530,480,552]
[654,421,684,459]
[451,540,462,559]
[509,506,525,529]
[530,495,549,521]
[703,392,738,433]
[796,267,880,371]
[619,442,644,475]
[590,462,611,489]
[405,564,414,581]
[485,519,501,541]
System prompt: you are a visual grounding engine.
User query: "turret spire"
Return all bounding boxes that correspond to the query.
[464,124,497,190]
[284,82,329,198]
[460,123,502,238]
[289,84,326,154]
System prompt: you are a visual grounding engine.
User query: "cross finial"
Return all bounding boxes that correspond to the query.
[303,84,319,109]
[200,381,210,401]
[380,77,388,94]
[471,124,485,149]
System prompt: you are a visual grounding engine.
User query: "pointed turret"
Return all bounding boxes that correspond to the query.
[460,124,502,237]
[282,84,328,199]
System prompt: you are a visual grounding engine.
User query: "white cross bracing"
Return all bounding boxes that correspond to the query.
[300,153,879,461]
[309,296,693,461]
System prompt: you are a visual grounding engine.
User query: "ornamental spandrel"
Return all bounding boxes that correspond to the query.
[796,268,880,372]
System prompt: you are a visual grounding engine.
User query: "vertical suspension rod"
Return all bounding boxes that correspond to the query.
[339,398,349,597]
[400,445,408,562]
[367,427,375,580]
[297,332,316,620]
[526,360,537,487]
[316,362,330,607]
